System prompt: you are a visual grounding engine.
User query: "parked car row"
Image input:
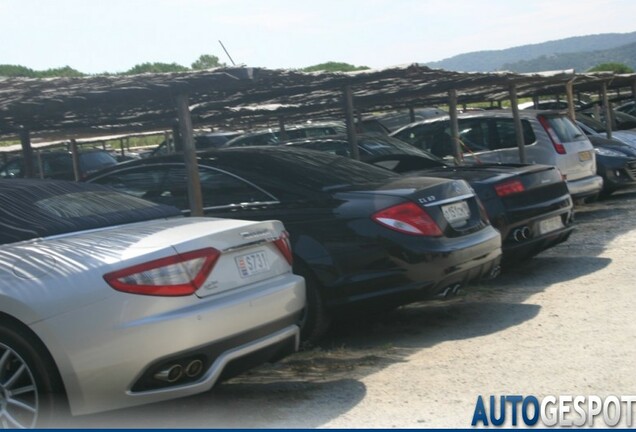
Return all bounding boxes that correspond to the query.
[3,105,633,426]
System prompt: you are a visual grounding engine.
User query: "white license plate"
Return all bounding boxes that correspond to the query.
[539,216,564,235]
[235,251,270,278]
[442,201,471,225]
[579,150,592,161]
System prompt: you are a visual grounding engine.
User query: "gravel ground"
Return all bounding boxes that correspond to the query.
[67,189,636,428]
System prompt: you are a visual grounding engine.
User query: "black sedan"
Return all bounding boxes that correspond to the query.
[283,134,575,264]
[587,134,636,197]
[86,147,502,341]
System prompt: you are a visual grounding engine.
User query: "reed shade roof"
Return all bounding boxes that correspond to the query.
[1,64,635,140]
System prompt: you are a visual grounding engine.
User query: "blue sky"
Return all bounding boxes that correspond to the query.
[1,0,635,73]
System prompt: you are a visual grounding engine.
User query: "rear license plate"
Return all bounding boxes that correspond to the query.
[539,216,564,235]
[235,251,270,278]
[442,201,470,226]
[578,150,592,161]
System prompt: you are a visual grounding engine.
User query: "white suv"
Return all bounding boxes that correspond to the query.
[391,110,603,200]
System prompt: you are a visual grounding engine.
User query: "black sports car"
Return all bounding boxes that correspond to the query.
[282,134,574,263]
[86,147,502,341]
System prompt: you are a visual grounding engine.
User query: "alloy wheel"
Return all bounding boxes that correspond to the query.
[0,342,38,429]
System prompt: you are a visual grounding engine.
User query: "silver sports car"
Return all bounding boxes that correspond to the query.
[0,180,305,427]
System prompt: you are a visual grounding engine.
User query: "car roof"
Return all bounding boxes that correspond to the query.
[0,179,181,245]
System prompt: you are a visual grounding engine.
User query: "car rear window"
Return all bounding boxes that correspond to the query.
[213,148,399,191]
[0,180,181,245]
[79,152,117,172]
[542,116,583,143]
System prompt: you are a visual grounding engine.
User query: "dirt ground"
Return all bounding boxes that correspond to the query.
[68,189,636,428]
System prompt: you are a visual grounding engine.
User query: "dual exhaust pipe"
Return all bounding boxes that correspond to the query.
[512,226,531,242]
[154,359,205,383]
[437,283,462,298]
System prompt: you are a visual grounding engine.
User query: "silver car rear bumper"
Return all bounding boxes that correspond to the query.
[32,273,305,416]
[566,174,603,198]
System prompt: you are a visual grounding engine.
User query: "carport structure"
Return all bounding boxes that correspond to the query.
[1,64,636,214]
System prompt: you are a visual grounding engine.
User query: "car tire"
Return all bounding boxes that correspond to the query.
[295,267,331,346]
[0,325,66,428]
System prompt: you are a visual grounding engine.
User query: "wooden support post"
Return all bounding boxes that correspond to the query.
[119,138,125,158]
[509,83,527,164]
[19,127,35,178]
[343,85,360,160]
[70,139,81,181]
[36,151,44,179]
[101,141,106,151]
[278,117,288,141]
[172,122,182,152]
[565,80,576,122]
[176,93,204,217]
[409,106,416,123]
[164,131,172,153]
[601,82,613,140]
[497,100,502,109]
[448,89,461,165]
[532,95,539,109]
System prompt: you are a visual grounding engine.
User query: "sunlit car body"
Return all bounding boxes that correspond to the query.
[391,110,603,200]
[0,180,304,424]
[282,134,574,263]
[86,147,502,341]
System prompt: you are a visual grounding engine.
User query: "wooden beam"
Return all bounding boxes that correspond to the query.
[448,89,461,165]
[19,127,35,178]
[601,82,613,140]
[342,85,360,160]
[565,80,576,122]
[70,139,81,181]
[176,93,204,217]
[509,83,527,164]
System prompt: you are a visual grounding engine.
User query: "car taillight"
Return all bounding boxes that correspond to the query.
[494,179,525,197]
[274,230,293,265]
[372,202,442,236]
[538,116,567,154]
[104,248,220,296]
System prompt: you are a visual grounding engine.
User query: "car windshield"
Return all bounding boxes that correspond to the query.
[359,135,442,159]
[0,180,181,245]
[576,113,607,133]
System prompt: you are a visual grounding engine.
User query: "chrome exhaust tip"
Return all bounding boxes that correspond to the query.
[154,364,184,383]
[185,359,204,378]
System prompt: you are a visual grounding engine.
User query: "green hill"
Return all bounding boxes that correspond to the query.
[424,32,636,72]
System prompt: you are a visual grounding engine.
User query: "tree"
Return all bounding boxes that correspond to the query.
[124,62,189,75]
[587,62,634,73]
[38,66,84,78]
[191,54,226,70]
[0,64,36,77]
[302,62,370,72]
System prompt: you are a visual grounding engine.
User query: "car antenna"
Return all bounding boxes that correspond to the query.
[218,40,236,66]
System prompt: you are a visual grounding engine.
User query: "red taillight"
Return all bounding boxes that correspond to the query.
[274,230,293,265]
[538,116,567,154]
[372,202,443,236]
[494,179,525,197]
[103,248,220,296]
